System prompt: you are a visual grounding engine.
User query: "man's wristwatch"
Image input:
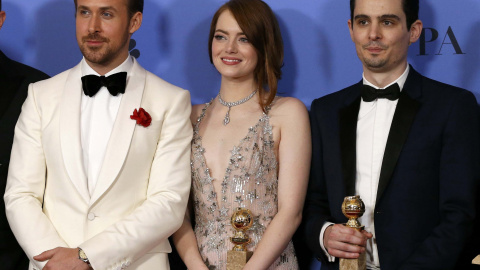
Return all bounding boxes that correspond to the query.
[78,248,91,266]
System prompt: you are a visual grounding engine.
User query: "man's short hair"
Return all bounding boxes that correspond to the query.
[73,0,144,17]
[350,0,419,30]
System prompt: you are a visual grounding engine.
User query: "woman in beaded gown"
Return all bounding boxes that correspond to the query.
[172,0,311,269]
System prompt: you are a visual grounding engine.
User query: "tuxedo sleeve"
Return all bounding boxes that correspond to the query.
[303,98,336,263]
[79,89,192,269]
[400,90,480,269]
[4,84,68,269]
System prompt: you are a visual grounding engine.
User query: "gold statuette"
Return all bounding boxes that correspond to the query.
[340,195,366,270]
[226,207,253,270]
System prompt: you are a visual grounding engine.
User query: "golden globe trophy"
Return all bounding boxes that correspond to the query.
[226,207,254,270]
[340,195,366,270]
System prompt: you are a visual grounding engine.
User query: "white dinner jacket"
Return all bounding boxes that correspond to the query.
[4,58,192,270]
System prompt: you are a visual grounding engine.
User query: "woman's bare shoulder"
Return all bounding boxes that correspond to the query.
[269,96,308,117]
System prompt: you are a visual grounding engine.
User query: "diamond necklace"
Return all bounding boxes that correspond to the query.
[218,89,258,125]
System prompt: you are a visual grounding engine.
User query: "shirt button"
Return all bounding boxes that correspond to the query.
[87,212,95,221]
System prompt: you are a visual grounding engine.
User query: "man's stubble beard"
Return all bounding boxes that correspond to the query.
[363,57,388,70]
[78,32,129,66]
[80,45,113,66]
[361,41,389,70]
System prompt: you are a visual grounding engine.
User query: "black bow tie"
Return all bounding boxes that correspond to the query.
[81,72,127,97]
[361,83,400,102]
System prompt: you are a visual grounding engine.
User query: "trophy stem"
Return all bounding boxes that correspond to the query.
[227,208,254,270]
[340,196,366,270]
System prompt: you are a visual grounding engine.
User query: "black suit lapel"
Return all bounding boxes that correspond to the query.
[0,51,25,119]
[0,75,23,119]
[339,85,362,196]
[376,68,421,203]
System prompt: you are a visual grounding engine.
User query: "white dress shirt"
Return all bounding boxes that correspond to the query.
[81,55,133,196]
[319,65,410,270]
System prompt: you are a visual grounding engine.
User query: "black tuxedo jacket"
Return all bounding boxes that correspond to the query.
[304,67,480,270]
[0,50,49,270]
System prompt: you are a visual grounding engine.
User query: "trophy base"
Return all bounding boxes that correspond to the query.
[227,250,253,270]
[340,252,366,270]
[340,224,366,270]
[473,255,480,265]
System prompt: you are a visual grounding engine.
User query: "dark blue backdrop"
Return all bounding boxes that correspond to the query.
[1,0,478,107]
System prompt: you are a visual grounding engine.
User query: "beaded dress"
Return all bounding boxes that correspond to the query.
[191,100,298,269]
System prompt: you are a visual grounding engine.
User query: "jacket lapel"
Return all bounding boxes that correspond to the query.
[376,67,422,204]
[339,83,362,196]
[60,62,90,203]
[0,76,22,119]
[90,58,146,205]
[0,51,23,119]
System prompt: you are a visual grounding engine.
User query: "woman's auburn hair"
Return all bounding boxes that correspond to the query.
[208,0,284,111]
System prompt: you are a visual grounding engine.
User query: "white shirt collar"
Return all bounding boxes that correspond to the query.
[362,64,410,91]
[81,55,134,77]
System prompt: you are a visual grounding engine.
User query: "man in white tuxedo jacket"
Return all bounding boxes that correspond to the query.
[4,0,192,269]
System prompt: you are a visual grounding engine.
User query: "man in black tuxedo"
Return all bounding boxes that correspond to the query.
[0,1,50,269]
[304,0,480,269]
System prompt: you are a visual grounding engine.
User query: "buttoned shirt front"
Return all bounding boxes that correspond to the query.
[80,55,133,196]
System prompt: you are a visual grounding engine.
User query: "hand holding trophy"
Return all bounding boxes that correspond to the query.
[340,195,366,270]
[227,207,254,270]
